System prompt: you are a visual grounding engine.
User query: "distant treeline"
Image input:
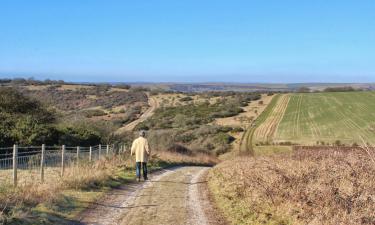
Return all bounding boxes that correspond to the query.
[323,86,358,92]
[0,77,132,89]
[0,78,66,85]
[297,86,362,93]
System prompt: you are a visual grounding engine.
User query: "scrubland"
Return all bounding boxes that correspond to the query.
[136,92,261,156]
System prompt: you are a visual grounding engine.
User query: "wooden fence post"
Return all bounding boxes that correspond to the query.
[61,145,65,177]
[13,144,18,187]
[106,144,109,156]
[40,144,45,182]
[99,144,102,159]
[89,146,92,162]
[76,146,80,166]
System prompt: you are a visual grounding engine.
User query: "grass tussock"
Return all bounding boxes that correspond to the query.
[208,148,375,225]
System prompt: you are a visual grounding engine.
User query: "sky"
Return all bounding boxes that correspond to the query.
[0,0,374,83]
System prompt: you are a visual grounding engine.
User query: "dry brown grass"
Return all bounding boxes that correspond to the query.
[151,150,219,166]
[0,157,124,216]
[209,147,375,225]
[57,84,94,91]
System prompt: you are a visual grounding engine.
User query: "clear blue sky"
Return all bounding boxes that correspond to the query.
[0,0,374,83]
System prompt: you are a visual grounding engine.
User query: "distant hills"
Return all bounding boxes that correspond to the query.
[2,78,374,92]
[130,82,375,92]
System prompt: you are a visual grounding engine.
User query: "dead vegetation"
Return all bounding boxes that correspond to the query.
[0,158,122,221]
[209,147,375,225]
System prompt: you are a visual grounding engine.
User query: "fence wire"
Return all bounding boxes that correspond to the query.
[0,144,115,186]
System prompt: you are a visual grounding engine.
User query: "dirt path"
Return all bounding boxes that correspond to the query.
[79,166,222,225]
[116,95,158,134]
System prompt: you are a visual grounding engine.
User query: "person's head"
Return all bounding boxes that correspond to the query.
[139,130,146,137]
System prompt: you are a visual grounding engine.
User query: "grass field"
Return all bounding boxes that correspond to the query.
[255,91,375,145]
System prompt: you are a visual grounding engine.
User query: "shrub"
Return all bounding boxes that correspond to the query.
[82,109,107,118]
[0,87,56,146]
[166,144,193,155]
[232,127,244,132]
[57,123,101,146]
[122,105,142,124]
[179,96,193,102]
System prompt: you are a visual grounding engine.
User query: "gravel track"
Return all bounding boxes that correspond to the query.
[79,166,219,225]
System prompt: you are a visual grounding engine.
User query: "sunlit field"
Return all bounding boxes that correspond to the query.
[255,91,375,146]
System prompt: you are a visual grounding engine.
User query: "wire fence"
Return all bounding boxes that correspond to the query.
[0,144,127,187]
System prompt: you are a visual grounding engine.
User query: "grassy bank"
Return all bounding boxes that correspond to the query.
[208,148,375,225]
[1,151,217,224]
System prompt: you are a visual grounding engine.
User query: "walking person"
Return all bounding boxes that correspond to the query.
[131,130,151,182]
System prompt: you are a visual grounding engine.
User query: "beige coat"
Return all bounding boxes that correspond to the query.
[131,137,150,162]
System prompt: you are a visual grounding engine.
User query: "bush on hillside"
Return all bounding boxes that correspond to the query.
[56,124,101,146]
[179,96,193,102]
[82,109,107,118]
[0,87,57,146]
[122,105,142,124]
[0,87,120,147]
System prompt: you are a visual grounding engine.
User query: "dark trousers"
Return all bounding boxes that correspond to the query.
[136,162,148,179]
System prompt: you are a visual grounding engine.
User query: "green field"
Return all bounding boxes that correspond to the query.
[264,91,375,145]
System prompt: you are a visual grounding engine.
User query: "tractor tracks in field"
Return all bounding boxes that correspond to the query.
[253,94,290,144]
[239,94,287,153]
